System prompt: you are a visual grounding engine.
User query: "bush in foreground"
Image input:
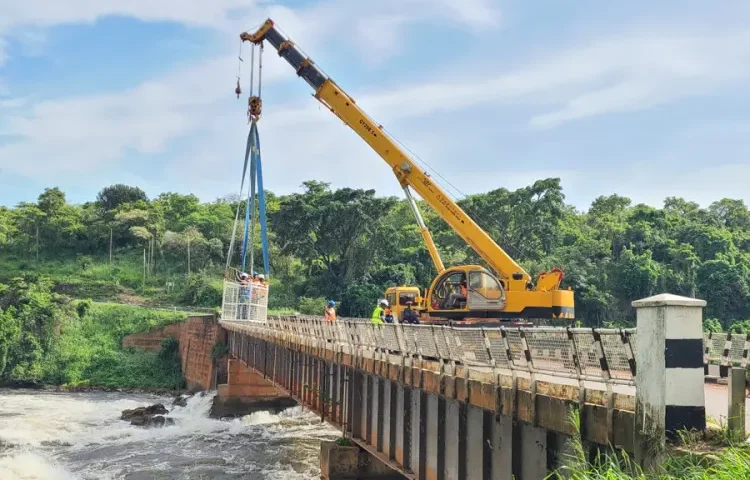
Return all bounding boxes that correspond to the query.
[548,409,750,479]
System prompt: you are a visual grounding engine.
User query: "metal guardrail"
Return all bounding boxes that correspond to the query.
[703,332,750,367]
[223,315,638,386]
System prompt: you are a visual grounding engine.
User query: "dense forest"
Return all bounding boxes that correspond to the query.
[1,179,750,328]
[2,179,750,385]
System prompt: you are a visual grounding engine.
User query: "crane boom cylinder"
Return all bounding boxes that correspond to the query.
[403,186,445,273]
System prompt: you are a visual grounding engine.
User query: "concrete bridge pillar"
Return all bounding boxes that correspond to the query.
[632,293,706,470]
[212,358,296,417]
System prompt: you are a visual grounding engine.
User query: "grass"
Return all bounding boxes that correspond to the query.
[41,301,187,389]
[0,253,225,307]
[83,341,184,390]
[547,408,750,480]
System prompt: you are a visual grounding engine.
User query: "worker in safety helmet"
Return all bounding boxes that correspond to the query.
[238,272,251,319]
[324,300,337,322]
[384,303,394,324]
[371,299,388,325]
[251,271,260,284]
[401,301,419,324]
[257,274,266,285]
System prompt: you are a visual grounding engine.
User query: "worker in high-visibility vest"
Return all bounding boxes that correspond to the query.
[371,299,388,325]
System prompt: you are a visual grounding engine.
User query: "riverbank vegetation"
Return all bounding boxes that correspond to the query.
[1,180,750,327]
[551,444,750,480]
[0,276,185,389]
[549,411,750,479]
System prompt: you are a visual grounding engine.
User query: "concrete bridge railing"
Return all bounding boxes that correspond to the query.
[241,316,637,387]
[703,332,750,374]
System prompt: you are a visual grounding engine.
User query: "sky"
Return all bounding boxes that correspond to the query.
[1,0,749,211]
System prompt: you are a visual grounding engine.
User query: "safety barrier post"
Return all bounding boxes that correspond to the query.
[728,366,746,437]
[632,293,706,471]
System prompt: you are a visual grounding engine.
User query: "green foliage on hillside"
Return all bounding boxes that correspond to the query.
[0,276,186,388]
[2,181,750,326]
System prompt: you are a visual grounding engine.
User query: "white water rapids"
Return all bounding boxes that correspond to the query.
[0,389,338,479]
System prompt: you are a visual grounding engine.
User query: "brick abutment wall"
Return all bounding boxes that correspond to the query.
[122,315,284,407]
[121,314,223,391]
[122,323,182,351]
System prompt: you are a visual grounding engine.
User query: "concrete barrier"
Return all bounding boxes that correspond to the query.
[632,293,706,470]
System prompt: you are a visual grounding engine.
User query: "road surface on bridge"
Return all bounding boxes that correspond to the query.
[704,383,750,427]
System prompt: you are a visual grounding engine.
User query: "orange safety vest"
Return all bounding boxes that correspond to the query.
[324,307,336,322]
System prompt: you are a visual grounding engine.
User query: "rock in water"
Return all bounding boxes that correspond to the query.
[129,415,148,427]
[172,394,190,407]
[121,403,168,420]
[146,415,168,428]
[121,403,170,426]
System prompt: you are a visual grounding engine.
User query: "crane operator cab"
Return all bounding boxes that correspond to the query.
[427,266,507,321]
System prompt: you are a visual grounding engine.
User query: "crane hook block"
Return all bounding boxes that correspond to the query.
[235,78,242,99]
[248,95,262,121]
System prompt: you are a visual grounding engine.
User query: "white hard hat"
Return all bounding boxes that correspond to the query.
[380,299,389,306]
[239,272,249,279]
[258,274,265,280]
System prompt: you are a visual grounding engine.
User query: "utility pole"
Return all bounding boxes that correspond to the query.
[147,238,152,275]
[152,236,156,273]
[150,237,154,274]
[187,235,191,277]
[143,248,147,286]
[35,224,39,263]
[109,227,113,265]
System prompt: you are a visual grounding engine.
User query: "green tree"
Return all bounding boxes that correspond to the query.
[270,181,397,298]
[97,184,148,211]
[459,178,567,262]
[0,306,21,375]
[696,256,750,326]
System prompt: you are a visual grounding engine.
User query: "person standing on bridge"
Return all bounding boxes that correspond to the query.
[371,299,387,325]
[401,302,419,324]
[324,300,337,322]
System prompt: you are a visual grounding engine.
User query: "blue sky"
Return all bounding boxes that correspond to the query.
[1,0,749,210]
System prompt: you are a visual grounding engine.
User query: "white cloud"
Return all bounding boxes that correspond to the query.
[4,24,750,186]
[0,1,258,32]
[345,29,750,130]
[0,0,501,70]
[528,31,750,128]
[3,2,750,210]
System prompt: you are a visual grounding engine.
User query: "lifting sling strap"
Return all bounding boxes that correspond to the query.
[240,120,270,275]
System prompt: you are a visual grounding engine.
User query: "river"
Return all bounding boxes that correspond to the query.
[0,389,339,479]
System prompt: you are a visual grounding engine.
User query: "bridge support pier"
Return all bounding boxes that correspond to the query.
[212,358,296,417]
[320,441,406,480]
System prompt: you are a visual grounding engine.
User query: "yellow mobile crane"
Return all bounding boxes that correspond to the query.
[240,19,574,321]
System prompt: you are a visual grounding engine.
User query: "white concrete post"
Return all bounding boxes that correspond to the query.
[632,294,706,468]
[728,367,746,437]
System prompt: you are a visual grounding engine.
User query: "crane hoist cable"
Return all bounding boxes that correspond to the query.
[225,41,270,278]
